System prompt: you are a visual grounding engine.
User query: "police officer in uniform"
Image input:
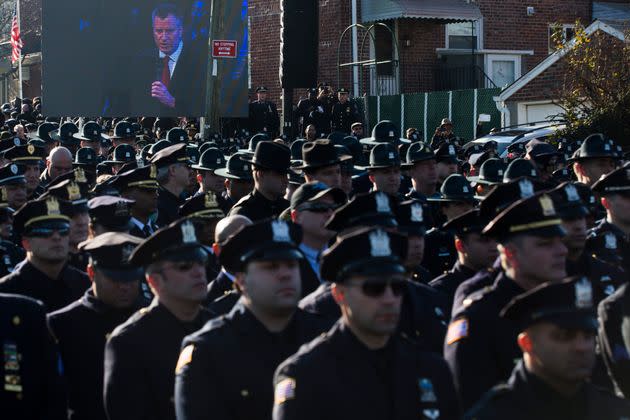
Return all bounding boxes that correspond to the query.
[0,196,90,311]
[296,88,318,135]
[249,87,280,136]
[445,192,568,410]
[112,164,160,239]
[47,233,147,420]
[465,277,630,419]
[330,88,359,134]
[598,283,630,397]
[0,186,25,276]
[364,142,403,197]
[190,147,230,213]
[569,133,619,187]
[175,220,332,420]
[273,228,460,420]
[228,141,291,221]
[104,219,212,420]
[150,143,192,227]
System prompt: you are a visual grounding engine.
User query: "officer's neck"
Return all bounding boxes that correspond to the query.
[504,267,543,291]
[525,355,583,397]
[345,319,390,350]
[28,253,66,280]
[411,179,436,196]
[162,180,184,198]
[607,213,630,236]
[158,295,201,322]
[244,300,294,333]
[255,184,280,202]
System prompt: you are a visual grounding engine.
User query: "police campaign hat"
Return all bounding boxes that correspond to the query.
[325,191,398,232]
[186,145,200,165]
[363,142,400,169]
[569,133,620,163]
[113,165,159,191]
[148,140,172,157]
[294,139,352,170]
[104,144,136,165]
[110,121,135,140]
[72,121,107,143]
[74,147,98,168]
[574,182,597,215]
[396,199,427,236]
[501,276,597,332]
[468,158,506,186]
[503,158,539,182]
[149,143,191,168]
[4,144,45,165]
[434,142,459,164]
[52,122,80,146]
[178,192,225,219]
[214,152,254,180]
[483,192,565,240]
[0,163,26,185]
[241,133,270,155]
[401,141,435,169]
[551,167,572,184]
[256,86,268,93]
[288,166,305,186]
[289,139,306,161]
[191,148,226,171]
[166,128,188,144]
[78,232,143,282]
[320,227,407,283]
[443,208,488,235]
[130,218,208,266]
[30,122,57,144]
[550,182,589,220]
[198,141,216,156]
[13,196,73,235]
[427,174,476,203]
[88,196,134,231]
[290,181,346,211]
[506,142,527,159]
[591,163,630,195]
[337,87,350,94]
[526,141,560,162]
[242,141,291,173]
[219,219,303,273]
[360,120,410,146]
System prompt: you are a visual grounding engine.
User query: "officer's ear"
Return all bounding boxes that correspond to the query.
[212,242,221,257]
[234,271,246,292]
[601,196,611,211]
[86,264,96,283]
[454,237,466,254]
[21,237,31,252]
[331,283,345,305]
[517,332,533,354]
[196,173,203,184]
[290,209,299,223]
[224,178,231,190]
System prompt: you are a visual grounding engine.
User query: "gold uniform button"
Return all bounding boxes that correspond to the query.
[241,389,249,397]
[12,316,20,326]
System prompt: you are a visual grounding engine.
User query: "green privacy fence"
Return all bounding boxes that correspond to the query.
[362,88,502,142]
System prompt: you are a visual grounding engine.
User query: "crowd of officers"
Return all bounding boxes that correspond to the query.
[1,91,630,420]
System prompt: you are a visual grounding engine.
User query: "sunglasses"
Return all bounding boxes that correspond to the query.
[349,278,407,298]
[28,227,70,238]
[298,203,338,213]
[163,259,207,272]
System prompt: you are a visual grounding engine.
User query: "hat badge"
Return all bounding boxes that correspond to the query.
[564,184,580,202]
[388,152,395,159]
[369,230,392,257]
[10,164,17,175]
[388,131,395,137]
[518,179,534,198]
[410,203,424,222]
[448,145,455,155]
[114,201,128,216]
[375,192,391,213]
[539,195,556,216]
[181,220,197,244]
[1,187,7,202]
[204,192,218,209]
[575,277,593,309]
[149,165,157,179]
[272,220,291,243]
[46,197,61,215]
[75,168,87,183]
[67,183,81,201]
[13,138,20,146]
[121,244,134,262]
[27,144,35,155]
[605,233,617,250]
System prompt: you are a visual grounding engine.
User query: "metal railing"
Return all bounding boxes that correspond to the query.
[434,65,497,91]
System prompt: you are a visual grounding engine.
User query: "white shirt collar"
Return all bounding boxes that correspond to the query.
[159,40,183,61]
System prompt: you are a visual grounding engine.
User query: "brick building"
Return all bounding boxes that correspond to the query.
[249,0,629,108]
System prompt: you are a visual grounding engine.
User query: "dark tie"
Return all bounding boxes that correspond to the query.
[161,56,171,88]
[143,224,152,238]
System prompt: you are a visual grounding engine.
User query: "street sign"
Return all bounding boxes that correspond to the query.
[212,40,237,58]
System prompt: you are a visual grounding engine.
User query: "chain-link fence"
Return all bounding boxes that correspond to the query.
[360,87,502,142]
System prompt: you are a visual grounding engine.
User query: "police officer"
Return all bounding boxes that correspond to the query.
[434,142,459,186]
[330,88,359,134]
[150,143,192,227]
[0,196,90,311]
[228,141,291,221]
[364,142,403,197]
[47,233,146,420]
[445,192,568,410]
[586,164,630,273]
[402,141,439,218]
[102,144,137,175]
[249,86,280,136]
[397,199,433,284]
[296,88,318,135]
[569,133,619,187]
[0,163,28,219]
[465,277,630,419]
[294,139,351,189]
[1,293,67,419]
[87,196,135,237]
[112,164,160,238]
[467,158,506,198]
[0,188,24,276]
[104,219,212,420]
[109,121,137,147]
[175,219,332,420]
[190,147,230,212]
[598,283,630,397]
[273,227,460,420]
[72,121,108,155]
[5,143,47,198]
[215,152,255,210]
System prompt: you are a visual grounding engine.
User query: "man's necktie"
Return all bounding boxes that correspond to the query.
[143,224,153,238]
[161,56,171,88]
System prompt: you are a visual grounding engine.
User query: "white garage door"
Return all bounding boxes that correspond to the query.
[525,103,564,124]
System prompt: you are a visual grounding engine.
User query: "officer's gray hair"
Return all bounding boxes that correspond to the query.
[151,3,183,27]
[156,165,170,184]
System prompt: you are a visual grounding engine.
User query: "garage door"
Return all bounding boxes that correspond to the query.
[525,103,564,124]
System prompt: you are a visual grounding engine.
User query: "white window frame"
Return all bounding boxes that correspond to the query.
[548,23,576,54]
[485,54,521,88]
[445,19,483,50]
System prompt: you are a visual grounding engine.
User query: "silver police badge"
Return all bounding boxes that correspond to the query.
[564,184,580,202]
[575,277,593,309]
[605,233,618,250]
[272,220,291,242]
[369,230,391,257]
[411,203,424,222]
[375,192,390,213]
[181,221,197,244]
[518,179,534,198]
[419,378,437,402]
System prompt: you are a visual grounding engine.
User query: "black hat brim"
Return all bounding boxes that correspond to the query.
[214,168,253,180]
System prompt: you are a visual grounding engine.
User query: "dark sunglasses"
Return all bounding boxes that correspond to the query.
[350,279,407,298]
[298,203,338,213]
[163,259,207,272]
[27,227,70,238]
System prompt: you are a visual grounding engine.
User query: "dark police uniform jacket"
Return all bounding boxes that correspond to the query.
[451,259,502,316]
[331,101,359,134]
[1,293,67,420]
[598,283,630,398]
[175,301,333,420]
[566,252,626,306]
[430,261,478,314]
[47,290,146,420]
[464,361,630,420]
[206,270,235,303]
[299,281,449,354]
[249,100,280,136]
[0,240,25,277]
[422,228,457,280]
[0,260,90,312]
[156,186,185,227]
[585,219,630,273]
[444,272,525,411]
[104,300,211,420]
[227,189,290,222]
[272,321,461,420]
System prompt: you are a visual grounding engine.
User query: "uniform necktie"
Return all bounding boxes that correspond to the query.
[161,56,171,88]
[143,224,152,238]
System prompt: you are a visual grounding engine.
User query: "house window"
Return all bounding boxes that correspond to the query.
[446,21,481,50]
[548,24,575,53]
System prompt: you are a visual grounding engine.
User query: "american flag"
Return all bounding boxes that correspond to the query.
[10,10,23,64]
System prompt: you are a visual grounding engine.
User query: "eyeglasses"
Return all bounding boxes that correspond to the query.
[348,278,407,298]
[298,203,338,213]
[27,227,70,238]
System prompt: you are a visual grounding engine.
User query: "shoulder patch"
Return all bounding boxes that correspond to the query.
[274,377,296,405]
[175,344,195,374]
[446,318,469,345]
